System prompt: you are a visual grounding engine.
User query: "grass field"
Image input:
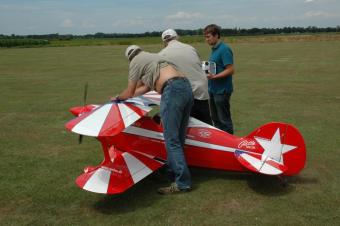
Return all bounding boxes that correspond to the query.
[1,36,340,225]
[49,33,340,46]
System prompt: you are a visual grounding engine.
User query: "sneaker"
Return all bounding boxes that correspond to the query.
[157,183,191,195]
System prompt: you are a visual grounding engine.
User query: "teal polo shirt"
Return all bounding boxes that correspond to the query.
[208,41,234,94]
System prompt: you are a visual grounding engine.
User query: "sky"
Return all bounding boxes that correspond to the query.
[0,0,339,35]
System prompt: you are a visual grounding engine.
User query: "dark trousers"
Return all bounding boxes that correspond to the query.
[209,93,234,134]
[190,99,213,125]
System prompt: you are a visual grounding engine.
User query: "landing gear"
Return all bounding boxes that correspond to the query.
[152,113,162,125]
[277,175,288,187]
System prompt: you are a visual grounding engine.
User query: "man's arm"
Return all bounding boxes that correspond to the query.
[207,64,234,80]
[117,80,138,100]
[117,80,151,100]
[134,83,151,96]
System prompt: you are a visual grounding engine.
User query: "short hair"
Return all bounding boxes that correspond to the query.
[203,24,221,38]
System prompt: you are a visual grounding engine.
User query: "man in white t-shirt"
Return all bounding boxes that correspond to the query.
[159,29,212,125]
[116,45,193,194]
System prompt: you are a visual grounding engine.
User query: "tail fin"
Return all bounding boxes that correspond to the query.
[235,122,306,176]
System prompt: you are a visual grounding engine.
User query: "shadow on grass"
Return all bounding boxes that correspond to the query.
[246,174,295,196]
[247,174,318,196]
[190,167,318,196]
[287,175,319,185]
[92,168,318,214]
[92,173,167,214]
[191,167,249,184]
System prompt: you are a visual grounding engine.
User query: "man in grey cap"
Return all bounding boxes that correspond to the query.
[159,29,212,125]
[116,45,193,194]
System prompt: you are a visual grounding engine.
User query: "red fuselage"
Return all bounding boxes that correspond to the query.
[101,117,258,174]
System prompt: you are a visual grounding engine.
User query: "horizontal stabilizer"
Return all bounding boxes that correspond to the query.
[76,149,164,194]
[235,150,288,175]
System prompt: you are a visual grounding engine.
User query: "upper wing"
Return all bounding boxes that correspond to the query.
[65,97,154,137]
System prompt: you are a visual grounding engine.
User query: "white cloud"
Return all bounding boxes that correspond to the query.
[112,19,146,28]
[218,14,258,23]
[2,1,340,35]
[82,20,96,28]
[304,10,338,18]
[61,19,74,28]
[166,11,203,20]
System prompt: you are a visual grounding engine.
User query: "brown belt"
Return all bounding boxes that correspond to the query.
[161,77,187,94]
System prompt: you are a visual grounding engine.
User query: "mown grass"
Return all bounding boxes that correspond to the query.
[47,33,340,47]
[0,36,339,225]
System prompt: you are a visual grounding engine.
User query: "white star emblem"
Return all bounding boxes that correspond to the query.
[255,128,296,163]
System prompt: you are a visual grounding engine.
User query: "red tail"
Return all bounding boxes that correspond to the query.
[246,122,306,175]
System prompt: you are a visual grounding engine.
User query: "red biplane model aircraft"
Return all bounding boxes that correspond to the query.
[65,91,306,195]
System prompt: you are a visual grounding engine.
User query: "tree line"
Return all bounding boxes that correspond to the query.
[1,26,339,47]
[1,26,339,41]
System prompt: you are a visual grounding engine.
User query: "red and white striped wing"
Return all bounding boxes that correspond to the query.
[76,150,164,194]
[65,101,152,137]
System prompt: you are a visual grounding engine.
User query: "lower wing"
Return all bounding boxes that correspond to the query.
[76,146,165,194]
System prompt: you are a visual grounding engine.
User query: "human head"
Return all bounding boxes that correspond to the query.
[161,29,178,43]
[125,45,142,61]
[203,24,221,46]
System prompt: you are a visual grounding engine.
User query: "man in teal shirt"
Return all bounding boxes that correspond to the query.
[204,24,234,134]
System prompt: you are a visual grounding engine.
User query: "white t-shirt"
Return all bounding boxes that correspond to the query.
[159,40,209,100]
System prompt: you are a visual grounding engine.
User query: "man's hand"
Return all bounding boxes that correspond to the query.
[207,73,216,80]
[110,95,121,101]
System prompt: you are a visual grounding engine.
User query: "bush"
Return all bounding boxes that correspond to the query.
[0,39,49,48]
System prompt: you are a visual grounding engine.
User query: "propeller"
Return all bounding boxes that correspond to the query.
[83,82,88,106]
[78,82,88,144]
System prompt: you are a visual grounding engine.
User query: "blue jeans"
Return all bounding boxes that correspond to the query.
[209,93,234,134]
[160,78,193,189]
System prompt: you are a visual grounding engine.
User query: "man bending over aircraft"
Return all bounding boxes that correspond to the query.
[115,45,193,194]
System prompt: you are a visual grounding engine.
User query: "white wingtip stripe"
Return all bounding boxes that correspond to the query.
[123,152,152,184]
[83,168,111,194]
[72,104,112,136]
[118,104,141,128]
